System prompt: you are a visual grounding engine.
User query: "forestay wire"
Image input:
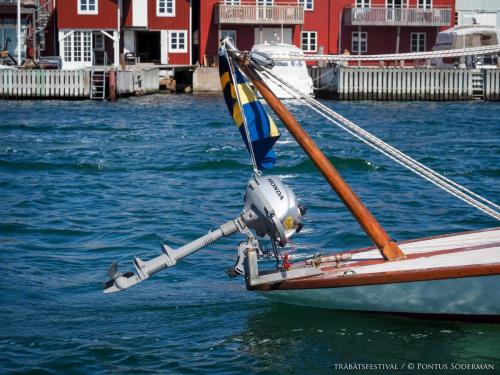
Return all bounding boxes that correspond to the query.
[258,66,500,221]
[269,45,500,62]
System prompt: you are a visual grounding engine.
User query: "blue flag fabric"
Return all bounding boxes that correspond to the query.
[219,49,280,170]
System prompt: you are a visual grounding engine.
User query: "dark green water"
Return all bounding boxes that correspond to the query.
[1,95,499,374]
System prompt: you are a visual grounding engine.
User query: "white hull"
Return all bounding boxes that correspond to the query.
[254,228,500,317]
[260,75,314,99]
[251,43,314,99]
[262,275,500,316]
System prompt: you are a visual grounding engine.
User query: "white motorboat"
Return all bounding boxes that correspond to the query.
[251,43,314,99]
[432,25,500,68]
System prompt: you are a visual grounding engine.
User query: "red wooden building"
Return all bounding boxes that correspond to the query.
[56,0,192,69]
[199,0,455,66]
[122,0,192,65]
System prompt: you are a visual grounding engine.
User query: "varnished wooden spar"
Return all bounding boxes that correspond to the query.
[238,59,405,261]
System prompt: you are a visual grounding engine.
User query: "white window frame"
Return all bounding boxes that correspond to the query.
[224,0,240,4]
[352,31,367,53]
[169,30,187,53]
[220,30,237,44]
[411,32,426,52]
[157,0,175,17]
[301,31,317,53]
[355,0,370,7]
[78,0,98,15]
[418,0,432,9]
[298,0,313,11]
[257,0,273,5]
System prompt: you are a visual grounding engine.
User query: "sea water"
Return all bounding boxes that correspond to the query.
[1,96,499,374]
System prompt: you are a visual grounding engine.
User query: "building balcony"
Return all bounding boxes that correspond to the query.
[214,2,304,25]
[0,0,37,8]
[345,6,452,27]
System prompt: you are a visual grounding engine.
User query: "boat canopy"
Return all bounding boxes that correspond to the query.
[433,26,500,50]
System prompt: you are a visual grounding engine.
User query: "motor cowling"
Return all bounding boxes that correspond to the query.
[242,175,305,246]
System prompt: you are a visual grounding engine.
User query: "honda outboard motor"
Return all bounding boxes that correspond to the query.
[104,175,305,293]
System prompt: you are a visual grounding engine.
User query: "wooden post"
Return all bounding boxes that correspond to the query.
[240,62,405,261]
[109,69,117,101]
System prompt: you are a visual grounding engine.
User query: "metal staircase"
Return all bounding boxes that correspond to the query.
[35,0,53,52]
[90,52,108,100]
[471,70,485,100]
[25,0,54,57]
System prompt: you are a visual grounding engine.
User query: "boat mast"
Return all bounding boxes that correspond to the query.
[237,56,405,261]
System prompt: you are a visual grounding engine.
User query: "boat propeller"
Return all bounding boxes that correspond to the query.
[103,175,306,293]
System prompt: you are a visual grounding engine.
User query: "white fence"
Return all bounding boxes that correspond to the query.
[311,67,500,101]
[346,6,452,27]
[0,69,89,98]
[215,3,304,25]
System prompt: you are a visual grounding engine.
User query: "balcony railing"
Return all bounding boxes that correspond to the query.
[215,3,304,25]
[346,6,452,27]
[0,0,37,7]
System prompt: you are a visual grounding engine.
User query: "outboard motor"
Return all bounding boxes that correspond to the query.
[104,175,305,293]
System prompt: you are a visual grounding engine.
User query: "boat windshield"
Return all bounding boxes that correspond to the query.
[454,32,498,48]
[274,60,304,67]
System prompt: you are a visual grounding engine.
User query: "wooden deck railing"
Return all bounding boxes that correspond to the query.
[346,6,452,27]
[215,3,304,25]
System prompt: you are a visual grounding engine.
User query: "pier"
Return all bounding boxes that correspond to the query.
[311,67,500,101]
[0,68,160,99]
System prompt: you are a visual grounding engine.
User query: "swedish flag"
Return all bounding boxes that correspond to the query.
[219,49,280,170]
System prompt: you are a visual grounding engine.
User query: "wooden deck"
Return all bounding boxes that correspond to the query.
[257,227,500,291]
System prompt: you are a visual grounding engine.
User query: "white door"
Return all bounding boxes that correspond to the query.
[160,30,168,64]
[124,30,135,53]
[386,0,406,22]
[254,27,292,45]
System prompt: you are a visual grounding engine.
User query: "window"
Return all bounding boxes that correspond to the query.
[220,30,236,44]
[257,0,273,5]
[78,0,98,14]
[298,0,313,10]
[386,0,406,8]
[301,31,317,52]
[418,0,431,9]
[224,0,240,4]
[352,31,367,53]
[61,31,93,63]
[157,0,175,16]
[169,30,187,52]
[411,32,426,52]
[355,0,370,7]
[94,33,104,51]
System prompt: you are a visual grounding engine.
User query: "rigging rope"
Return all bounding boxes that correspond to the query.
[267,45,500,62]
[257,67,500,221]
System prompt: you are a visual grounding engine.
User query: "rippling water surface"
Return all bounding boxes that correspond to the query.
[1,95,499,374]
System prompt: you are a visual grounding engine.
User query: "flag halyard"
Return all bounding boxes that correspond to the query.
[219,49,280,170]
